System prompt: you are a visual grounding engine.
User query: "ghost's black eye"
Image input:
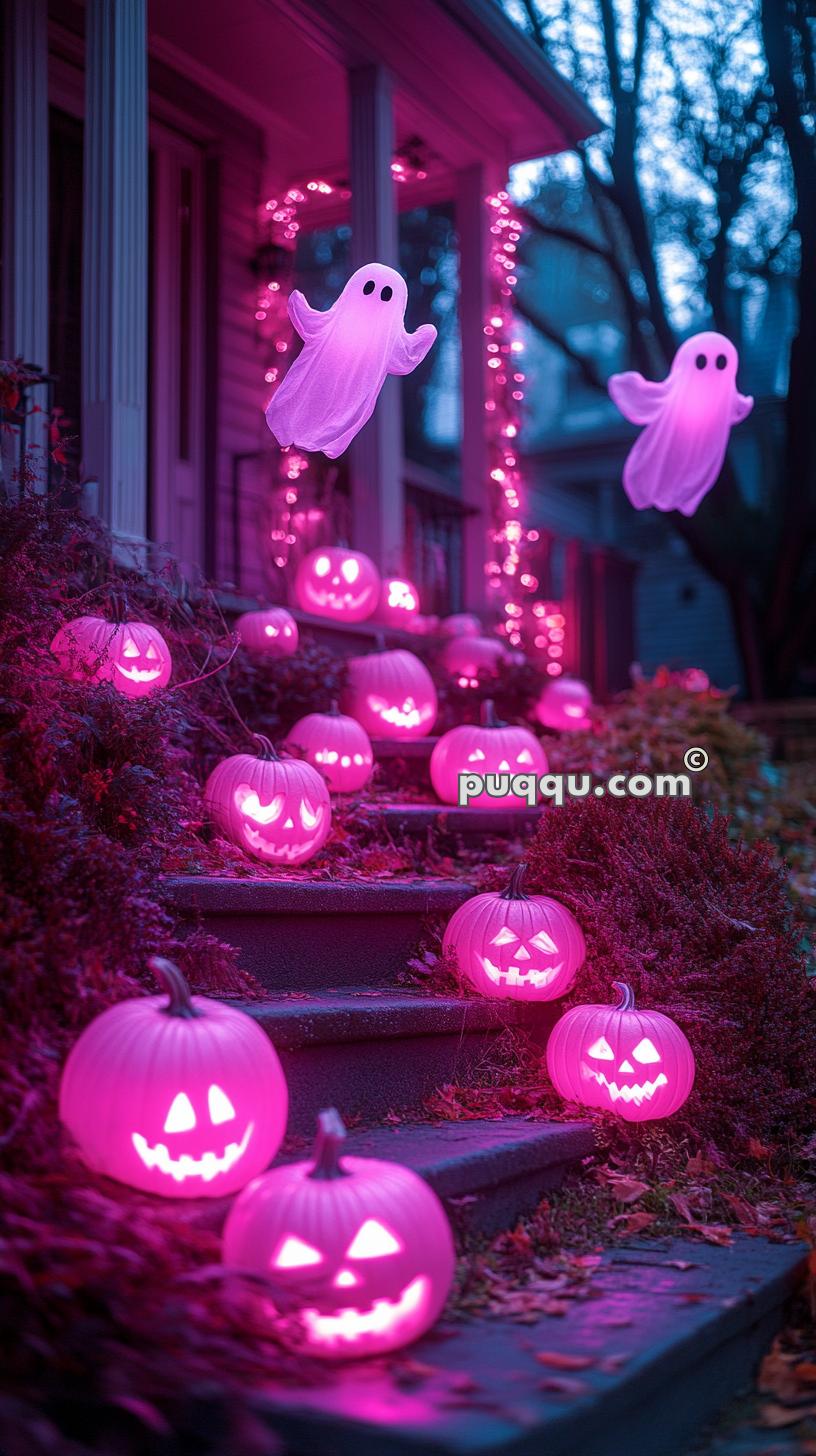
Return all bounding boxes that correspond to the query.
[715,353,727,370]
[695,354,707,370]
[380,285,393,302]
[363,280,375,295]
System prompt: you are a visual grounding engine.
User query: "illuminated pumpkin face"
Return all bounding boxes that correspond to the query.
[285,705,373,795]
[441,635,505,687]
[379,577,421,629]
[430,701,547,808]
[59,958,287,1197]
[223,1110,454,1359]
[205,738,331,866]
[295,548,380,623]
[235,608,298,658]
[342,649,437,740]
[546,982,695,1122]
[50,616,172,699]
[443,865,585,1002]
[534,677,592,732]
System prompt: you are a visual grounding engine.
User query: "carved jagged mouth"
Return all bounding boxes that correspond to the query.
[242,823,319,861]
[583,1066,668,1106]
[115,663,162,683]
[480,956,563,989]
[368,697,433,731]
[306,589,371,613]
[298,1275,428,1348]
[131,1122,253,1182]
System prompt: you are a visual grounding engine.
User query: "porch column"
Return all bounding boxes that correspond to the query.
[456,162,503,615]
[82,0,148,546]
[348,65,403,573]
[1,0,50,474]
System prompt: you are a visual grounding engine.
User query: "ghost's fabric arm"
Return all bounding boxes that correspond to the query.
[387,324,438,377]
[731,392,754,424]
[287,290,331,342]
[608,371,671,425]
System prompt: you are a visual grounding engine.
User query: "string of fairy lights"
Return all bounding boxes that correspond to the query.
[254,175,565,671]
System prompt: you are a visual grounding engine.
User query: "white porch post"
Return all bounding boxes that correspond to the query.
[456,162,501,615]
[348,65,404,573]
[82,0,148,545]
[1,0,50,479]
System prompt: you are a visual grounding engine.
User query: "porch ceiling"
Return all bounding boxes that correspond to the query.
[148,0,600,196]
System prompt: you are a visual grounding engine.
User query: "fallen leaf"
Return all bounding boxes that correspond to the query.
[758,1402,816,1429]
[609,1178,650,1205]
[539,1375,591,1397]
[535,1352,596,1371]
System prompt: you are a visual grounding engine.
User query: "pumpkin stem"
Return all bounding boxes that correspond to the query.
[328,699,340,716]
[149,957,202,1019]
[481,699,503,728]
[374,631,386,653]
[500,863,530,901]
[308,1108,349,1180]
[109,589,127,625]
[612,981,636,1012]
[253,733,279,761]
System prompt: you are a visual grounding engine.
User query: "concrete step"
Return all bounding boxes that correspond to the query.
[258,1236,807,1456]
[242,989,560,1135]
[379,801,543,844]
[164,875,474,990]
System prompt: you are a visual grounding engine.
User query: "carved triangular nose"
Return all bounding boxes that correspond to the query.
[284,817,294,829]
[619,1059,634,1074]
[514,946,531,961]
[498,759,510,772]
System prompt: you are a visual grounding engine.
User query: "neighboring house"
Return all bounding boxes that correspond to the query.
[2,0,610,654]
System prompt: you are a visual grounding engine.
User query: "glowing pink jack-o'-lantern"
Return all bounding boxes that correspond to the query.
[205,735,331,866]
[294,547,380,623]
[443,865,584,1001]
[534,677,592,732]
[439,613,481,639]
[608,332,753,517]
[546,981,695,1122]
[236,608,298,657]
[223,1108,454,1359]
[378,576,421,629]
[284,702,373,795]
[343,649,437,740]
[441,635,505,688]
[50,615,172,699]
[430,700,547,808]
[59,957,288,1197]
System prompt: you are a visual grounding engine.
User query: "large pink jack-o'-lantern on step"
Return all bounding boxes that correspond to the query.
[205,735,331,866]
[546,981,695,1122]
[378,577,421,630]
[441,635,505,688]
[443,864,585,1001]
[285,702,373,794]
[430,700,547,808]
[59,958,288,1197]
[223,1108,455,1359]
[534,677,592,732]
[295,547,380,623]
[50,615,172,699]
[343,648,437,739]
[235,608,298,657]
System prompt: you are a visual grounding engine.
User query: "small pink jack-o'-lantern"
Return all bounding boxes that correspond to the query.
[236,608,299,658]
[534,677,592,732]
[441,635,505,688]
[295,547,380,623]
[205,735,331,866]
[443,864,584,1001]
[430,700,547,808]
[223,1108,454,1359]
[343,648,437,740]
[378,577,421,630]
[59,957,288,1197]
[50,615,172,699]
[546,981,695,1122]
[285,702,373,795]
[439,613,481,639]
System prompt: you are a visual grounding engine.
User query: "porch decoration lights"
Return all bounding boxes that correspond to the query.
[59,958,288,1198]
[608,331,753,516]
[223,1107,455,1359]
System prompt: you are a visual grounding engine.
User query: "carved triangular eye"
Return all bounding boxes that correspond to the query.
[300,801,321,830]
[491,926,518,946]
[468,748,486,762]
[633,1037,661,1064]
[517,749,533,765]
[346,1219,402,1259]
[587,1036,614,1061]
[314,555,330,577]
[341,558,360,584]
[164,1091,196,1133]
[146,642,159,659]
[530,930,559,954]
[208,1084,236,1125]
[273,1235,323,1269]
[122,638,140,658]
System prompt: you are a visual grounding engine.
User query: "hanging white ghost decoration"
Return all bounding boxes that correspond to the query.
[265,264,437,459]
[607,332,753,517]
